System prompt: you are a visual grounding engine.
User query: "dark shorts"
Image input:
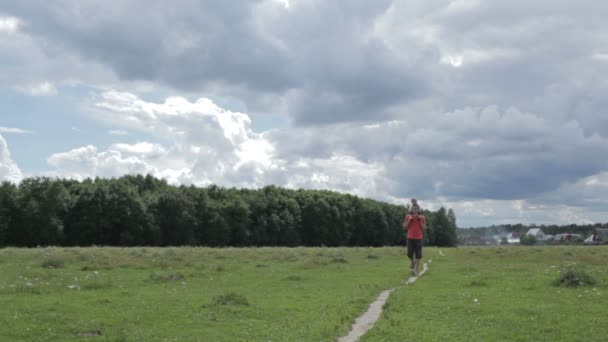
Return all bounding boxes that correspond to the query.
[407,239,423,259]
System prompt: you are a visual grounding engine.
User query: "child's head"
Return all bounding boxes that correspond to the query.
[410,202,420,215]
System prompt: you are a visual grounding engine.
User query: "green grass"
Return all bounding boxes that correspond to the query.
[0,247,408,341]
[1,246,607,341]
[363,246,608,341]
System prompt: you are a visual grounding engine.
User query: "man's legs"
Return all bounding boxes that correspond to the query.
[414,240,423,275]
[406,239,415,274]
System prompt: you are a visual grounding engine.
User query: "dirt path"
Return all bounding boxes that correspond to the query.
[337,259,431,342]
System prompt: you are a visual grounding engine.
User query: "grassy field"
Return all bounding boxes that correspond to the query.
[364,245,608,341]
[0,246,606,341]
[0,247,408,341]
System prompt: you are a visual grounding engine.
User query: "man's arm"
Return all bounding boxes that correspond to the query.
[403,215,411,229]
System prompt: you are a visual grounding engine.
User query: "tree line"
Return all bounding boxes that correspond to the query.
[0,175,458,248]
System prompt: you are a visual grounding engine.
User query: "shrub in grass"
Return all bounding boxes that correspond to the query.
[13,284,42,294]
[282,253,299,262]
[330,253,348,263]
[211,292,249,306]
[554,266,596,287]
[82,279,113,290]
[41,257,64,269]
[367,253,379,260]
[148,272,185,283]
[81,264,114,271]
[73,329,103,337]
[468,279,488,287]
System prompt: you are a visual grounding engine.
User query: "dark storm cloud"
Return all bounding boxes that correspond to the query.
[2,1,295,90]
[2,0,434,125]
[269,105,608,201]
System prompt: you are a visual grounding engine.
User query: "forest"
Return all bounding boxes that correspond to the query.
[0,175,458,248]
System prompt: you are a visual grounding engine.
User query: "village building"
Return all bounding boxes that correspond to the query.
[525,228,547,241]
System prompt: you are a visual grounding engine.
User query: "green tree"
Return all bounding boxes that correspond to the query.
[154,188,196,246]
[428,207,458,247]
[11,178,69,246]
[63,182,103,246]
[0,182,18,246]
[222,193,251,246]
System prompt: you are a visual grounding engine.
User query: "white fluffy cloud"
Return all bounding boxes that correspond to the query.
[0,126,32,134]
[47,93,276,186]
[47,92,393,198]
[0,16,19,34]
[0,134,22,183]
[108,130,128,136]
[17,81,57,96]
[46,144,159,181]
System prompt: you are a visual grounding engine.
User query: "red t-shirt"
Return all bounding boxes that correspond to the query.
[404,214,426,240]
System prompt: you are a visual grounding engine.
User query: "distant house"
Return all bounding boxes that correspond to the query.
[526,228,546,241]
[587,228,608,244]
[553,233,582,243]
[507,232,520,244]
[466,236,496,245]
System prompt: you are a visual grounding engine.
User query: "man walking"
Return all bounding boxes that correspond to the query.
[403,199,426,276]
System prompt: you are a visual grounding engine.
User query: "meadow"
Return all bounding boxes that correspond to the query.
[0,246,606,341]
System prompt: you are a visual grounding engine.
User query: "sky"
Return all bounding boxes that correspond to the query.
[1,0,608,227]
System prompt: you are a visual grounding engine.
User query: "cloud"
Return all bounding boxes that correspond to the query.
[0,16,19,34]
[0,134,23,183]
[3,1,607,132]
[0,126,32,134]
[111,142,168,158]
[1,1,434,125]
[46,144,158,181]
[17,81,57,96]
[108,129,128,136]
[268,105,608,202]
[48,92,277,186]
[45,92,392,198]
[0,12,116,92]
